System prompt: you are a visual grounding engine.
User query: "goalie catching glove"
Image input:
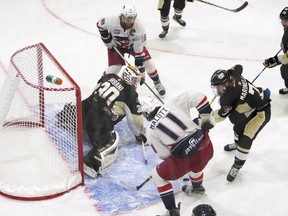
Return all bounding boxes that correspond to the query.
[263,55,281,68]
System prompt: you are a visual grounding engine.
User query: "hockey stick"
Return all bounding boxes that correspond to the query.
[210,95,216,105]
[194,0,248,13]
[251,48,283,83]
[209,48,281,104]
[113,46,164,104]
[142,141,148,164]
[118,175,152,191]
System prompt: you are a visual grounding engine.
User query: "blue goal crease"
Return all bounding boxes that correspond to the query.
[82,119,181,215]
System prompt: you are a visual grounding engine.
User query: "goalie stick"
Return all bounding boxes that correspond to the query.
[194,0,248,13]
[118,175,152,191]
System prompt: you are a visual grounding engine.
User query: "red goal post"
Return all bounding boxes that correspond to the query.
[0,43,84,200]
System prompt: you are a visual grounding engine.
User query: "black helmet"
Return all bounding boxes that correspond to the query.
[192,204,216,216]
[210,69,229,86]
[280,7,288,20]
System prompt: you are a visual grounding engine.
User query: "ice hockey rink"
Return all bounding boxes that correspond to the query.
[1,0,288,215]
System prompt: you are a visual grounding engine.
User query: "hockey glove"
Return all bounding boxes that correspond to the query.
[263,56,281,68]
[140,71,146,85]
[199,113,215,132]
[135,134,147,144]
[105,41,115,49]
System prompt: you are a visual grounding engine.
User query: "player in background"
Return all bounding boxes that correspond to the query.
[57,66,146,178]
[97,4,166,96]
[263,7,288,94]
[140,91,215,216]
[158,0,193,38]
[210,65,271,182]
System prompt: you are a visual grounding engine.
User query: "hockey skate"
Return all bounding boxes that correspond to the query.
[159,26,169,38]
[156,202,181,216]
[182,184,205,195]
[227,165,240,182]
[159,30,168,38]
[154,81,166,96]
[224,143,237,151]
[172,15,186,27]
[279,87,288,94]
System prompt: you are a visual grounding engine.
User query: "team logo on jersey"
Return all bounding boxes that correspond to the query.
[113,29,121,34]
[129,29,135,37]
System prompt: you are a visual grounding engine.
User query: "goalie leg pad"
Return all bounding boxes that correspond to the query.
[84,148,103,178]
[100,131,119,169]
[84,131,119,178]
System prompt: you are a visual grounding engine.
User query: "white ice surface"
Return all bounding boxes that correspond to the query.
[1,0,288,215]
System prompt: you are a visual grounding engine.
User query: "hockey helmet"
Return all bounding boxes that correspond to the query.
[121,65,141,86]
[280,7,288,20]
[140,96,161,121]
[120,4,137,28]
[210,69,229,96]
[192,204,217,216]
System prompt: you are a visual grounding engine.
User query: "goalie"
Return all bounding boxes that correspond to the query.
[57,66,146,178]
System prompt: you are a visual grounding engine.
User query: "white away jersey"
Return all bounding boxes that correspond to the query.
[97,15,147,54]
[146,90,208,159]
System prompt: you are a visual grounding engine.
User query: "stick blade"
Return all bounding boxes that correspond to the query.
[232,1,248,12]
[117,180,138,191]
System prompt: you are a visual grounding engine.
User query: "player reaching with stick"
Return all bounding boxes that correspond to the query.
[140,90,215,216]
[97,4,166,96]
[263,7,288,94]
[210,65,271,182]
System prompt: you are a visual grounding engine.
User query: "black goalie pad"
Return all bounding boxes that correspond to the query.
[56,102,77,131]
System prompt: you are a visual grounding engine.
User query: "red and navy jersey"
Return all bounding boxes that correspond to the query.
[145,90,211,159]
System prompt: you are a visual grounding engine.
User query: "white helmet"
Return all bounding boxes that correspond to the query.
[121,4,137,18]
[121,65,141,86]
[140,96,161,121]
[120,4,137,28]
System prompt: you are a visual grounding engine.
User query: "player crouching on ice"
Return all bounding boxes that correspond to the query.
[140,91,215,216]
[56,66,146,178]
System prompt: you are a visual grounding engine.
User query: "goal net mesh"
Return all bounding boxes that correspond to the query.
[0,43,84,200]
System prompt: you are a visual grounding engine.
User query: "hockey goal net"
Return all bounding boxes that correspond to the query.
[0,43,84,200]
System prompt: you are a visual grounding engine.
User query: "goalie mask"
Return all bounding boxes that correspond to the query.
[210,69,229,96]
[121,65,141,86]
[192,204,217,216]
[140,96,161,121]
[120,4,137,29]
